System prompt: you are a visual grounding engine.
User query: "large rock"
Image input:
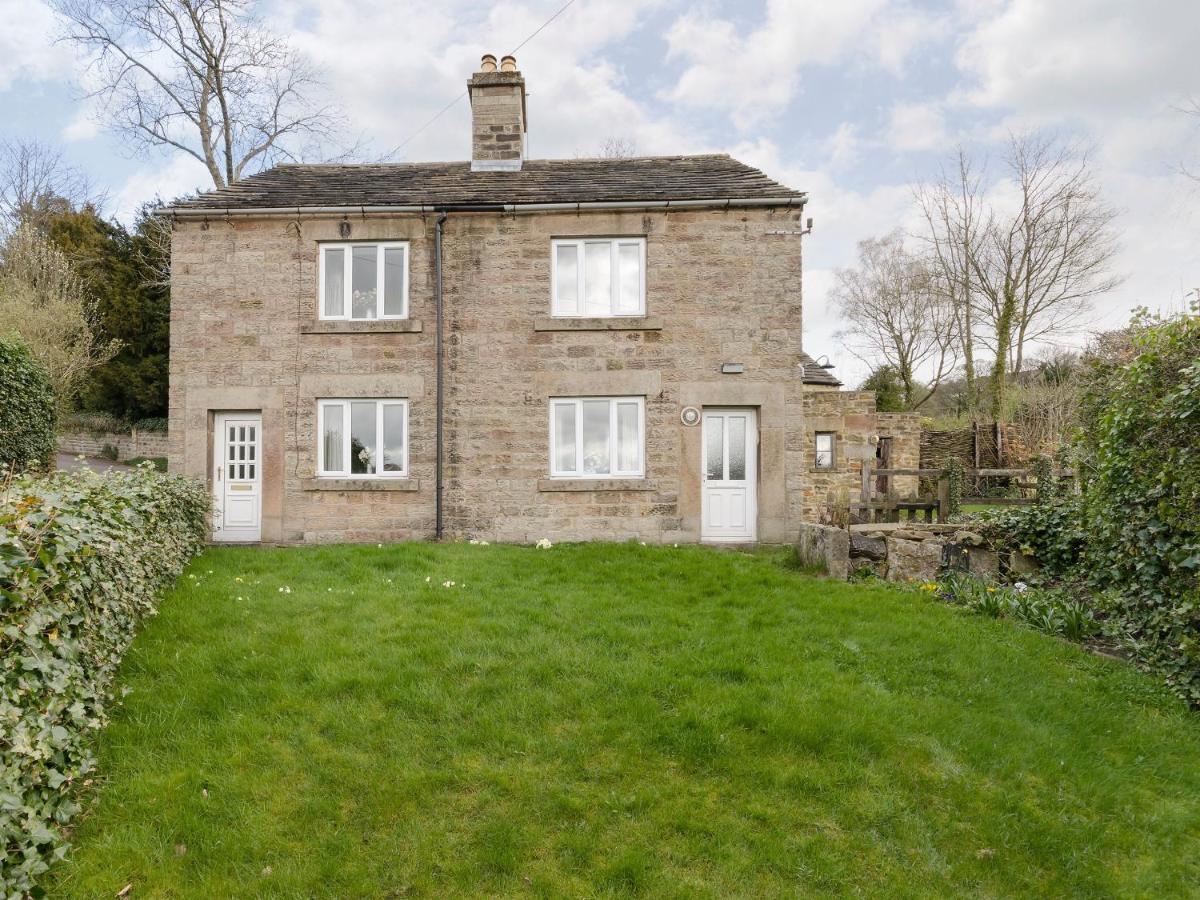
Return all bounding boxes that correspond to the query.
[850,533,888,560]
[796,523,850,579]
[886,537,943,583]
[967,547,999,578]
[1009,550,1039,576]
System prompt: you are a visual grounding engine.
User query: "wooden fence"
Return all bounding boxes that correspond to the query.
[841,461,1075,527]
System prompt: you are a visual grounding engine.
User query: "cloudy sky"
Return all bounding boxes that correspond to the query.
[2,0,1198,384]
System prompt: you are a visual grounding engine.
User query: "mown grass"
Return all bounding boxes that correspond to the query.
[50,543,1200,897]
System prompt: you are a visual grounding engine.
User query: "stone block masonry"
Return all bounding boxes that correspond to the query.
[169,207,820,543]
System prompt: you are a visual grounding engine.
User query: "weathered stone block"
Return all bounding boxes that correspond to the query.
[886,537,943,583]
[849,532,887,560]
[796,523,850,579]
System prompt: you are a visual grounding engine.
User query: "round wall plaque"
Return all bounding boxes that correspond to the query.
[680,406,701,426]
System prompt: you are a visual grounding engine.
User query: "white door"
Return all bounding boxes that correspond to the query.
[212,413,262,542]
[701,408,758,542]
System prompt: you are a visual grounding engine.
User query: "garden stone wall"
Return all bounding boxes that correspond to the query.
[799,522,1039,583]
[58,427,169,462]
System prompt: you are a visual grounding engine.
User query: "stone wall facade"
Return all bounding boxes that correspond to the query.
[795,392,922,524]
[171,206,848,543]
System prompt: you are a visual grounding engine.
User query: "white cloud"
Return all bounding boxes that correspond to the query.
[661,0,941,128]
[111,155,211,222]
[957,0,1199,121]
[886,101,948,151]
[0,0,75,89]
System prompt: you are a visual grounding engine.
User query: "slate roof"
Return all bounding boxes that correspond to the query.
[169,155,805,212]
[800,351,843,387]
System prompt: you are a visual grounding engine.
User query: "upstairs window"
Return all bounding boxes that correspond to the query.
[318,399,408,477]
[320,242,408,320]
[814,432,835,470]
[551,238,645,317]
[550,397,644,478]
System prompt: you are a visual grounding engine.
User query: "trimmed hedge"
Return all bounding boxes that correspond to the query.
[1,466,209,894]
[0,335,56,473]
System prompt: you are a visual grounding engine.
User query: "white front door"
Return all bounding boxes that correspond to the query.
[212,412,262,542]
[701,408,758,542]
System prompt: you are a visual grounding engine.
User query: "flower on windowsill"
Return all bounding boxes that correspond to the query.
[535,538,553,549]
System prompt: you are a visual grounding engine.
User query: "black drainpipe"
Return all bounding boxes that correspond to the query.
[434,212,448,540]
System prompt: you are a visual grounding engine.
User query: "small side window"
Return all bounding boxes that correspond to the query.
[814,432,835,470]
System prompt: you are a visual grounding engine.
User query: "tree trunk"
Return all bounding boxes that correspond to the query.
[990,282,1017,422]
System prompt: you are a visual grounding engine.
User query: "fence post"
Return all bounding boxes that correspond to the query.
[860,458,873,524]
[937,472,951,522]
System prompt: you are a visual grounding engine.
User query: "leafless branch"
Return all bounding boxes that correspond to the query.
[51,0,350,187]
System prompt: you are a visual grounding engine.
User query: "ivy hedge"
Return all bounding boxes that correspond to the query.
[1,466,208,894]
[978,310,1200,706]
[0,335,57,474]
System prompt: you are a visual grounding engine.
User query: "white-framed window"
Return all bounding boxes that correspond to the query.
[549,396,645,478]
[317,399,408,477]
[551,238,645,317]
[319,242,409,320]
[815,432,835,470]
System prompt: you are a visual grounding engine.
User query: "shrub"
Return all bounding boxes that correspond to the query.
[0,465,208,894]
[0,334,57,473]
[971,309,1200,706]
[1075,309,1200,705]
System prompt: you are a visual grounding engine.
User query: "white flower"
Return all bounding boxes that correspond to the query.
[639,541,646,546]
[377,543,383,548]
[469,539,479,545]
[425,576,431,583]
[277,586,292,594]
[480,540,489,546]
[1013,581,1029,593]
[442,580,456,588]
[535,538,553,549]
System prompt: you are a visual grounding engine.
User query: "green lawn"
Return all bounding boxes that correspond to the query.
[51,544,1200,897]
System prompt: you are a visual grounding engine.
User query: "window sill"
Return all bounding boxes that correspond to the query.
[301,477,420,492]
[301,320,423,334]
[538,478,652,492]
[810,468,839,475]
[533,316,662,332]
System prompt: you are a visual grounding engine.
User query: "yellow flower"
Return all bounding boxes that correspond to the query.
[986,587,997,593]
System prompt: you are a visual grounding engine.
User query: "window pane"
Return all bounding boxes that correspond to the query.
[323,248,345,317]
[322,404,344,473]
[382,404,405,472]
[350,401,377,474]
[728,416,746,480]
[815,434,833,468]
[351,246,377,319]
[706,416,724,480]
[616,243,641,313]
[383,247,405,316]
[555,244,578,314]
[616,402,639,473]
[584,243,611,316]
[581,399,610,474]
[554,403,577,473]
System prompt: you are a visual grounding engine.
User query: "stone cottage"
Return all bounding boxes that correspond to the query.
[165,54,917,544]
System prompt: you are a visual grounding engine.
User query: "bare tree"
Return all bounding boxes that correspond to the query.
[0,138,99,234]
[599,136,637,159]
[52,0,347,188]
[914,148,984,418]
[0,226,120,410]
[968,135,1121,419]
[832,231,958,410]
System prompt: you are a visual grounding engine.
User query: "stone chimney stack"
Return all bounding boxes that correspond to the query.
[468,53,526,171]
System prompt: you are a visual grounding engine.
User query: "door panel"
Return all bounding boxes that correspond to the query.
[213,413,262,542]
[701,409,757,542]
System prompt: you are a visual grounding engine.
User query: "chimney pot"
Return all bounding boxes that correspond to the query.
[500,54,517,72]
[480,53,497,73]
